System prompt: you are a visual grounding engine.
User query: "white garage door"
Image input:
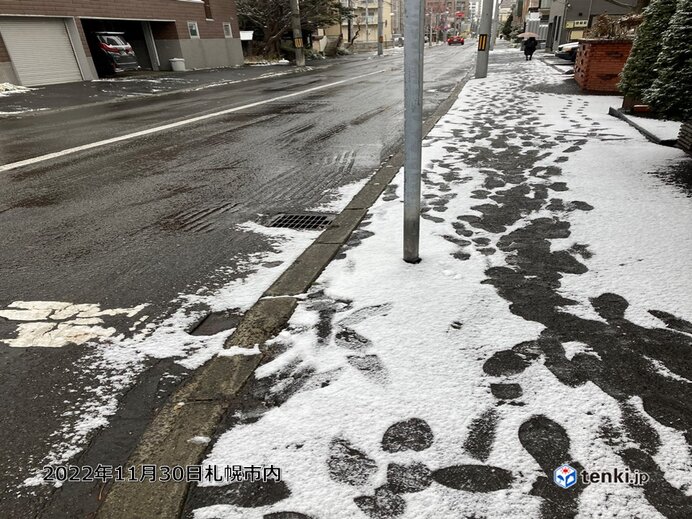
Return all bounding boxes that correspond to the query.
[0,17,83,86]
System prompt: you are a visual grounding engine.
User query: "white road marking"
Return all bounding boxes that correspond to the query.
[0,309,52,321]
[0,70,386,174]
[0,300,147,347]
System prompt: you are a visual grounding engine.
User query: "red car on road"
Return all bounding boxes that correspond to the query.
[447,35,465,45]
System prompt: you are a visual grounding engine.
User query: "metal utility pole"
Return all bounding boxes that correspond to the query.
[475,0,493,78]
[428,9,433,47]
[347,0,353,43]
[377,0,384,55]
[290,0,305,67]
[403,0,424,263]
[366,0,370,42]
[490,0,500,50]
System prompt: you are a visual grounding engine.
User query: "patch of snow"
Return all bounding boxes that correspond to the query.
[644,356,690,383]
[552,131,691,330]
[308,178,370,213]
[249,59,291,67]
[188,436,212,445]
[627,396,691,494]
[0,82,32,96]
[0,108,49,116]
[624,114,683,142]
[562,341,601,361]
[217,345,262,357]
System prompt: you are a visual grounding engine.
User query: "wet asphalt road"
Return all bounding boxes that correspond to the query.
[0,44,476,517]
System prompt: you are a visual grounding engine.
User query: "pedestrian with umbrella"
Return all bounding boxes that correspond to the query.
[517,31,539,61]
[524,37,538,60]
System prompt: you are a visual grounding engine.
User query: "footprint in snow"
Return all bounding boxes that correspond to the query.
[326,417,513,519]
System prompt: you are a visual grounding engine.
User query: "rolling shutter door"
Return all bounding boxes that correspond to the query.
[0,18,82,86]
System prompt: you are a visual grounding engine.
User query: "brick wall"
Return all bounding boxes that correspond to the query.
[574,40,633,93]
[679,121,692,156]
[0,0,240,40]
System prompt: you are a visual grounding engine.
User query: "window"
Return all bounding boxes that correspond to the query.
[204,0,213,20]
[98,35,127,46]
[223,22,233,38]
[188,21,200,38]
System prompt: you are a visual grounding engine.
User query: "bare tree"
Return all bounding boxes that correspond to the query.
[237,0,350,56]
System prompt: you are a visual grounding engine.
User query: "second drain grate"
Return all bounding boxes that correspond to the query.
[268,213,335,231]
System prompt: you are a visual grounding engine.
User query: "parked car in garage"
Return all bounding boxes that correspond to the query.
[93,32,140,75]
[555,41,579,62]
[447,35,465,45]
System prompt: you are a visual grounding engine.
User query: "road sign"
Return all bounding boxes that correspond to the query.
[478,34,488,51]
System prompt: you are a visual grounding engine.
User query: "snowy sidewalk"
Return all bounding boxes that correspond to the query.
[187,48,692,518]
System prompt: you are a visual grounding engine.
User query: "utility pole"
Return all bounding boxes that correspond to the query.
[348,0,353,44]
[377,0,384,55]
[290,0,305,67]
[490,0,500,50]
[429,9,433,47]
[475,0,493,78]
[366,0,370,42]
[403,0,424,263]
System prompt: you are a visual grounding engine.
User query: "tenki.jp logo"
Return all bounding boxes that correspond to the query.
[554,464,578,489]
[553,464,650,489]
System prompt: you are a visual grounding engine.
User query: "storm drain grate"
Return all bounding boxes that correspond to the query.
[268,213,335,231]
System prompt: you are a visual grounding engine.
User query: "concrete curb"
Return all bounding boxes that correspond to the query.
[96,63,475,519]
[608,107,678,147]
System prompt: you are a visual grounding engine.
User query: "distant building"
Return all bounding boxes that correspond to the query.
[469,1,481,29]
[499,0,515,23]
[343,0,394,44]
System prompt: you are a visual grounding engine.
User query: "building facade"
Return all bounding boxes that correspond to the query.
[499,0,514,23]
[0,0,243,86]
[343,0,394,44]
[547,0,637,49]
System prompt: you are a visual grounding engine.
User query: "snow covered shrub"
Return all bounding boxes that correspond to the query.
[643,0,692,120]
[619,0,678,100]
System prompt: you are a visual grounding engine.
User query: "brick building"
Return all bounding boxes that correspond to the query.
[0,0,243,86]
